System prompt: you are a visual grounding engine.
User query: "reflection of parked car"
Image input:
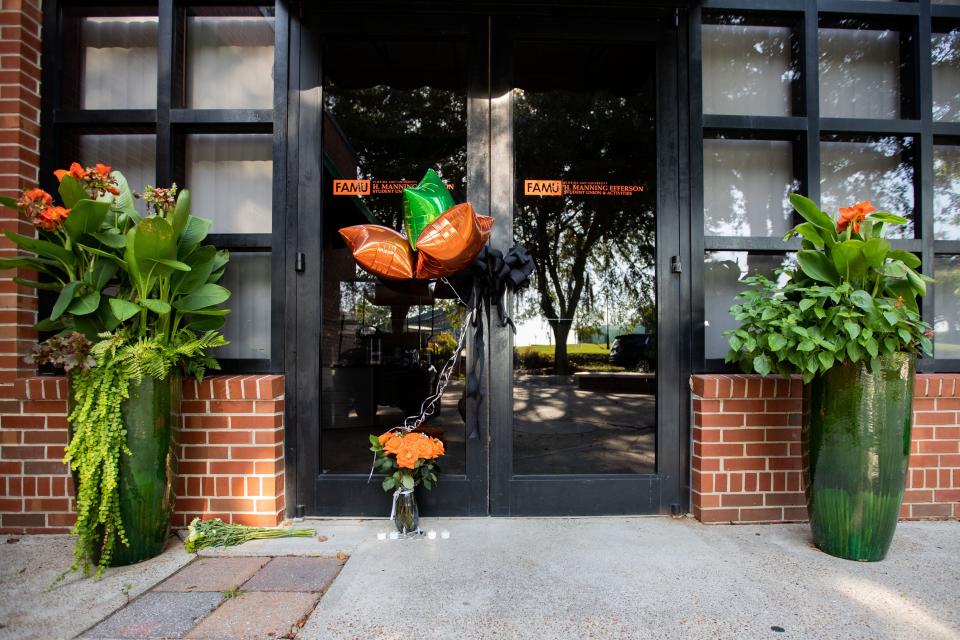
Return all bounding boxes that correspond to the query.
[609,334,656,372]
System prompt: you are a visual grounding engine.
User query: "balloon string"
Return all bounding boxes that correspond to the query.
[401,294,472,432]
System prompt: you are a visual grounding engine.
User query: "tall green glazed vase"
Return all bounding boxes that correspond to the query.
[804,352,915,561]
[68,374,181,566]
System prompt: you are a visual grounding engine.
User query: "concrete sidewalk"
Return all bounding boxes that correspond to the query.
[298,518,960,640]
[1,518,958,640]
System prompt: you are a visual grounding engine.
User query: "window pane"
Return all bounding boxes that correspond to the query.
[702,24,795,116]
[703,138,798,237]
[933,30,960,122]
[820,138,915,238]
[935,255,960,359]
[185,134,273,234]
[704,252,794,360]
[219,252,271,360]
[185,12,275,109]
[819,28,900,119]
[79,17,158,109]
[934,145,960,240]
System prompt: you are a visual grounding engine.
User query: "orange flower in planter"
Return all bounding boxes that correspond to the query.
[36,205,69,231]
[54,162,87,182]
[837,200,876,234]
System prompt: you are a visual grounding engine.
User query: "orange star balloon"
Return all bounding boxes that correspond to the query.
[415,203,494,279]
[338,225,415,281]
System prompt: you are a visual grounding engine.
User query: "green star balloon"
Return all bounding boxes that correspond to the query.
[403,168,455,251]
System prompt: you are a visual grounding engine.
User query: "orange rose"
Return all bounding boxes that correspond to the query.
[396,448,419,469]
[384,434,404,455]
[837,201,876,234]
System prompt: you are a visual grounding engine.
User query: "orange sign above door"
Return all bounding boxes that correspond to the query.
[333,179,456,195]
[523,179,646,196]
[524,180,563,196]
[333,179,371,195]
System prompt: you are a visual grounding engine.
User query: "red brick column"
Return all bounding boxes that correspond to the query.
[691,374,960,524]
[0,375,286,534]
[0,0,42,391]
[176,375,286,528]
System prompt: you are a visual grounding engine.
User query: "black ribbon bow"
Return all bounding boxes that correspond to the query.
[463,244,534,439]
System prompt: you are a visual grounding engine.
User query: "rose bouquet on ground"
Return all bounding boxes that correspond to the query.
[369,429,444,534]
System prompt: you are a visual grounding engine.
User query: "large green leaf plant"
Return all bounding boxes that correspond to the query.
[725,194,932,383]
[1,162,230,578]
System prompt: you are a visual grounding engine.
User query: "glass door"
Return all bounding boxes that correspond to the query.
[294,12,489,516]
[487,15,685,515]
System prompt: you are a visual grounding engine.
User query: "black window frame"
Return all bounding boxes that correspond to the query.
[39,0,287,374]
[693,0,960,374]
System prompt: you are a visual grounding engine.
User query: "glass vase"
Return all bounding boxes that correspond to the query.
[393,489,420,536]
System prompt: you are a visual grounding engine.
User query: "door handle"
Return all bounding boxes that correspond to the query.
[670,256,682,274]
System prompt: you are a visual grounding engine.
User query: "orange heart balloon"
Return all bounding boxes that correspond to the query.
[415,203,494,279]
[339,225,415,281]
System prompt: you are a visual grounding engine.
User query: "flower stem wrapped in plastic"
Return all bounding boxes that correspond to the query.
[184,517,315,553]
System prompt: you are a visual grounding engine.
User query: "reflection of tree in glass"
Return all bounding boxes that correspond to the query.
[702,22,797,116]
[932,30,960,122]
[819,28,900,119]
[934,147,960,240]
[820,137,914,238]
[324,84,467,229]
[934,256,960,358]
[513,89,656,374]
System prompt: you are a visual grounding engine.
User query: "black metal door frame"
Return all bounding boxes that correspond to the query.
[486,13,688,515]
[289,11,490,516]
[287,6,692,517]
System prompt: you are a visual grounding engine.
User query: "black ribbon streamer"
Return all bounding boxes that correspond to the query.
[463,245,534,439]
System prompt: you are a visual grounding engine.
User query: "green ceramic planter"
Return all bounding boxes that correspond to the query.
[69,374,181,566]
[804,352,915,562]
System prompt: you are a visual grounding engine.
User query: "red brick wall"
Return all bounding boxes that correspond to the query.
[691,374,960,524]
[0,0,42,391]
[0,375,286,534]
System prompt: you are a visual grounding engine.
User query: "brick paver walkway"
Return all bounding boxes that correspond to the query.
[81,556,346,640]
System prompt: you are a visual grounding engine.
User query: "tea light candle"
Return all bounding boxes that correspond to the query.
[427,529,437,539]
[377,532,387,541]
[440,529,451,539]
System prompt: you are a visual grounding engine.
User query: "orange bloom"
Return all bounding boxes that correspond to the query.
[23,188,52,206]
[384,434,404,456]
[95,163,111,177]
[396,448,420,469]
[837,201,876,234]
[36,206,69,231]
[54,162,87,183]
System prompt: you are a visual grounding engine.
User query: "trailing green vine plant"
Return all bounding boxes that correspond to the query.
[3,162,231,580]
